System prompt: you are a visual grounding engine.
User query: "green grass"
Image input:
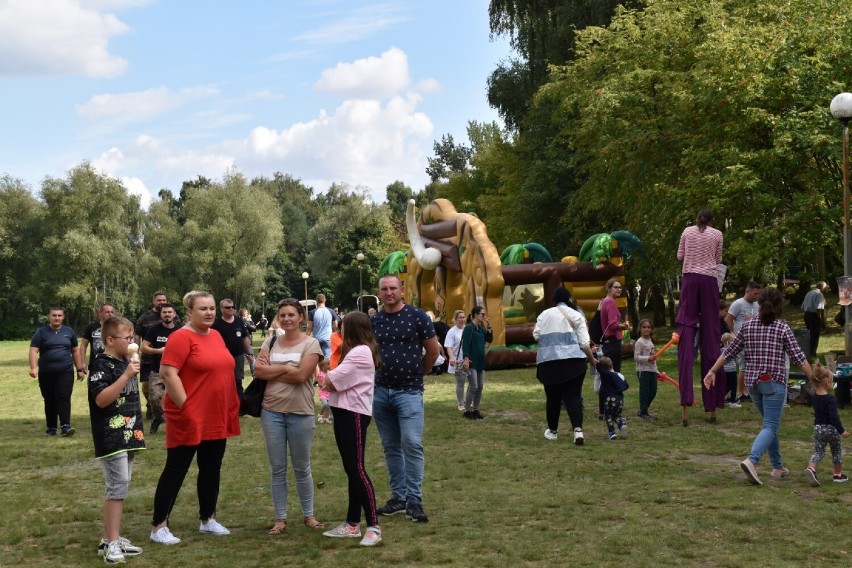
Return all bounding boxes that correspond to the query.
[2,322,851,567]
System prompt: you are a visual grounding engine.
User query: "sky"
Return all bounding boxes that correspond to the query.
[0,0,512,207]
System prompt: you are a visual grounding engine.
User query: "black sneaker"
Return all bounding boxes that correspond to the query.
[376,498,406,516]
[150,417,163,434]
[405,500,429,523]
[462,411,476,420]
[60,425,75,437]
[833,473,849,483]
[472,410,484,420]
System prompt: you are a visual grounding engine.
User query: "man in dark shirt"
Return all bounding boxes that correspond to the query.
[141,304,182,433]
[80,303,116,371]
[212,298,254,398]
[371,274,440,523]
[135,291,170,418]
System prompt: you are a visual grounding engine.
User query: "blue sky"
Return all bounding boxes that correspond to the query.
[0,0,511,206]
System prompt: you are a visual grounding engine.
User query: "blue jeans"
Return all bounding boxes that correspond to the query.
[372,386,425,503]
[747,380,786,469]
[317,338,331,359]
[260,409,316,520]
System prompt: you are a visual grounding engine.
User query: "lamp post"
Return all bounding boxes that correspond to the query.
[831,93,852,356]
[302,271,309,307]
[356,252,365,310]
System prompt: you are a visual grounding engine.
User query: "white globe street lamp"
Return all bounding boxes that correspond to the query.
[356,252,365,309]
[832,93,852,356]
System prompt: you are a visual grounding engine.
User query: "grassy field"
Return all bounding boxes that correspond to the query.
[2,317,851,567]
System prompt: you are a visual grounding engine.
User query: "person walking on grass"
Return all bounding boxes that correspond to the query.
[704,288,814,486]
[633,319,659,420]
[676,209,726,427]
[460,305,493,420]
[370,274,440,523]
[29,305,85,437]
[802,281,828,359]
[81,303,116,371]
[804,364,850,486]
[320,311,383,546]
[533,287,596,444]
[725,281,761,404]
[597,357,628,440]
[88,316,145,564]
[141,303,182,434]
[444,309,467,411]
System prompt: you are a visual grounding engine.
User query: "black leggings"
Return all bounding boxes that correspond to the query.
[543,376,585,433]
[602,340,623,372]
[38,367,74,428]
[331,407,379,527]
[152,439,227,525]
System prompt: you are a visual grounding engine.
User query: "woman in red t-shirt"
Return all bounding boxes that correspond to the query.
[150,291,240,546]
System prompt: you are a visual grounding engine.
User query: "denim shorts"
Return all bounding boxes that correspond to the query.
[101,451,135,500]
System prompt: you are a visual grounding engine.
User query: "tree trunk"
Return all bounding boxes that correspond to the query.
[650,284,667,327]
[666,278,677,327]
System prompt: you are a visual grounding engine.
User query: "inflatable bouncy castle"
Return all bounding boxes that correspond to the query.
[379,199,639,369]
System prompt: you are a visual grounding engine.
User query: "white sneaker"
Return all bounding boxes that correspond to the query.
[199,518,231,535]
[457,404,465,411]
[726,401,742,408]
[573,428,584,446]
[99,537,142,557]
[103,540,125,564]
[150,526,181,545]
[323,522,361,538]
[360,526,382,546]
[544,429,558,440]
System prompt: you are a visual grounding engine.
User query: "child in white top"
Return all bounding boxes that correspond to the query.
[633,319,658,420]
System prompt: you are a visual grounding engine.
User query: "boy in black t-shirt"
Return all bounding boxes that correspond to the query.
[88,316,145,563]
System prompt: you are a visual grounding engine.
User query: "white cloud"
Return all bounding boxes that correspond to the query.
[0,0,130,77]
[76,86,220,122]
[225,92,434,200]
[92,135,235,203]
[314,47,410,100]
[293,3,409,46]
[89,47,437,203]
[120,175,152,210]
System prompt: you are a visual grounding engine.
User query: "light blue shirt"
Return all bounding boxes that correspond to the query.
[311,306,332,342]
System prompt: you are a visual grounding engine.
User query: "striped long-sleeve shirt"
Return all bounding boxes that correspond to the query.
[677,225,722,276]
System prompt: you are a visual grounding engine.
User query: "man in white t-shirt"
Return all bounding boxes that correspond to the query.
[725,281,761,404]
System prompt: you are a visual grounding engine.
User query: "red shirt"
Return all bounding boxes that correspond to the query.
[161,328,241,448]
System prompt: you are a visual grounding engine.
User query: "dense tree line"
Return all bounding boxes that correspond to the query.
[429,0,851,325]
[0,166,409,339]
[4,0,850,336]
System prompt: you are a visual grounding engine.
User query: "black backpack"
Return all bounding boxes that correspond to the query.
[588,304,605,344]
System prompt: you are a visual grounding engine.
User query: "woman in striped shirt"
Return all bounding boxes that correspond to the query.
[676,209,726,426]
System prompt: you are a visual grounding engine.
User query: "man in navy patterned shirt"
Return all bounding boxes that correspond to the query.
[371,274,440,522]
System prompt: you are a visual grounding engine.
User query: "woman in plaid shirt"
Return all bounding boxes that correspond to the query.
[704,288,815,485]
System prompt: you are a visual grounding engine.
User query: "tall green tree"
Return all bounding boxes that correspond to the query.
[144,170,282,309]
[37,163,144,323]
[306,183,404,307]
[539,0,852,282]
[488,0,634,130]
[0,175,46,334]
